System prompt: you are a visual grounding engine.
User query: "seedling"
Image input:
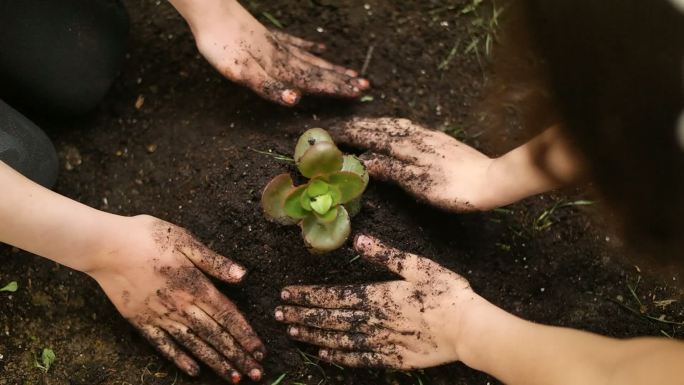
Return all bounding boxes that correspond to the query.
[261,128,368,253]
[35,348,55,373]
[0,281,18,292]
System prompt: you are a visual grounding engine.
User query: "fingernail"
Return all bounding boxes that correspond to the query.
[281,290,291,300]
[354,234,370,249]
[352,86,360,93]
[289,326,299,336]
[355,78,370,89]
[346,69,359,77]
[319,349,329,359]
[274,309,284,321]
[229,264,247,281]
[230,371,242,384]
[249,368,262,381]
[254,350,265,361]
[188,362,200,376]
[281,89,299,105]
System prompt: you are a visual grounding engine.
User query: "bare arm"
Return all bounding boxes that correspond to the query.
[459,297,684,385]
[0,160,117,271]
[486,124,586,207]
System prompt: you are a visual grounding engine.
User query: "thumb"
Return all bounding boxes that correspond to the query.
[353,234,439,282]
[178,237,247,284]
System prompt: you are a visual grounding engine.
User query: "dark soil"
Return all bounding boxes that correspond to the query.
[1,1,682,385]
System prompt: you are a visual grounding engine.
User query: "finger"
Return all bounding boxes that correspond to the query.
[288,44,362,78]
[178,237,247,284]
[361,153,438,204]
[137,324,200,377]
[162,322,241,383]
[319,349,400,369]
[284,59,366,98]
[270,29,327,54]
[226,59,300,106]
[329,117,437,161]
[288,325,391,351]
[198,285,267,360]
[183,305,263,381]
[354,234,444,282]
[275,306,372,332]
[281,284,370,309]
[362,152,426,184]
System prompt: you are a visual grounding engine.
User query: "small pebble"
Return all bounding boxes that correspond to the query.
[146,143,158,153]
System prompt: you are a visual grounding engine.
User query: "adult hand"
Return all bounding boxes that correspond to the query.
[87,215,265,383]
[275,234,480,369]
[330,117,499,211]
[172,0,369,106]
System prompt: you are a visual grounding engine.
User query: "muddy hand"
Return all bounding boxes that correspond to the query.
[328,117,502,211]
[276,234,477,369]
[88,215,265,383]
[182,0,369,106]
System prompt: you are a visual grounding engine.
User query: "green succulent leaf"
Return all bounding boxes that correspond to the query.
[328,184,342,205]
[315,205,339,223]
[325,171,366,203]
[294,128,334,162]
[283,185,309,220]
[307,179,329,197]
[310,193,333,215]
[297,142,344,178]
[301,205,351,253]
[341,155,369,189]
[261,174,298,225]
[300,191,312,211]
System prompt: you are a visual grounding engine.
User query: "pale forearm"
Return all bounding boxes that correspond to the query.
[0,161,122,273]
[457,297,684,385]
[485,126,585,207]
[168,0,243,34]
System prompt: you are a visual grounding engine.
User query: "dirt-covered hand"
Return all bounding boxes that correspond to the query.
[188,1,369,106]
[275,234,478,369]
[329,117,498,211]
[87,215,265,383]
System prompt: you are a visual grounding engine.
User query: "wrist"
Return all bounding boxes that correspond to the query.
[454,295,517,370]
[169,0,242,37]
[477,156,515,210]
[78,213,138,276]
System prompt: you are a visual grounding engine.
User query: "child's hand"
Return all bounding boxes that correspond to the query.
[88,215,265,383]
[173,0,369,106]
[275,234,481,369]
[330,118,499,211]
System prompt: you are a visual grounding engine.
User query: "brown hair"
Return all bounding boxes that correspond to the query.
[525,0,684,269]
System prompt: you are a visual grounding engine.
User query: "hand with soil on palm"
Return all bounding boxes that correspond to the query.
[89,215,266,383]
[275,234,478,369]
[170,0,370,106]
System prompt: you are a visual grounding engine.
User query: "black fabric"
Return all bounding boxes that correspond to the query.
[0,99,58,188]
[0,0,129,188]
[0,0,129,116]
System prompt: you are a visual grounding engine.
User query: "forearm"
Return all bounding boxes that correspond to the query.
[168,0,245,35]
[0,161,123,273]
[457,296,684,385]
[485,126,585,207]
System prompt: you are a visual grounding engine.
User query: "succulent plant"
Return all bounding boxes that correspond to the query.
[261,128,368,253]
